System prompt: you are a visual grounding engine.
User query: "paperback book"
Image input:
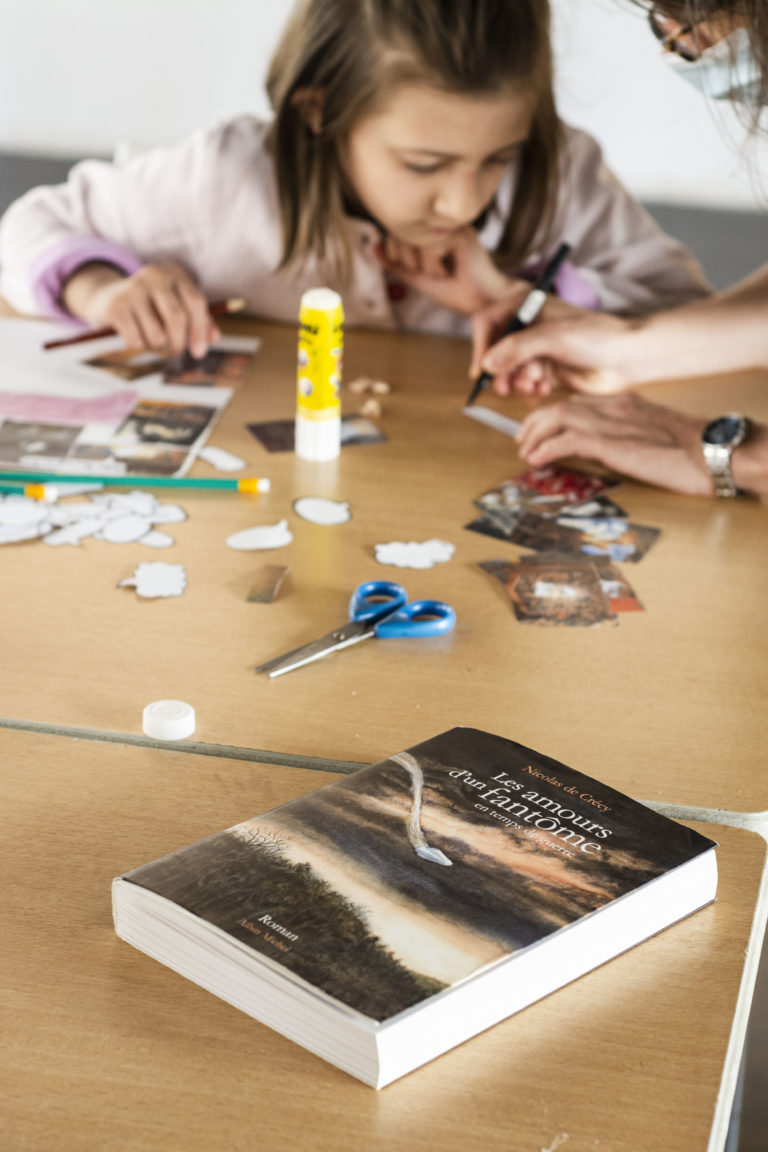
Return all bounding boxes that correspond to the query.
[112,727,717,1087]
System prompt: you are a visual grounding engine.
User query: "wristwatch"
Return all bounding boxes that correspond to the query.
[701,414,750,497]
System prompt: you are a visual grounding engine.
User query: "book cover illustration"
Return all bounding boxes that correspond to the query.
[126,728,713,1023]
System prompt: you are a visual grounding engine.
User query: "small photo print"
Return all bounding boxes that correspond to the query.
[591,556,645,613]
[477,467,620,521]
[555,515,661,564]
[85,347,167,380]
[248,415,386,453]
[163,349,252,388]
[113,444,190,476]
[479,556,615,627]
[0,419,83,463]
[247,418,296,453]
[340,416,386,445]
[114,399,217,447]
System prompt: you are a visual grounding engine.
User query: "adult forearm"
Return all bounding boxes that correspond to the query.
[622,265,768,384]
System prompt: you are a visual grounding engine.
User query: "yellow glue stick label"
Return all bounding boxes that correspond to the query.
[296,288,344,422]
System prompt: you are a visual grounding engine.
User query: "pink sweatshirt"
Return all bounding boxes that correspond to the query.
[0,116,710,334]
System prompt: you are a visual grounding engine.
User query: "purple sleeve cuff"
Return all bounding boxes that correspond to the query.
[519,257,600,312]
[30,236,143,324]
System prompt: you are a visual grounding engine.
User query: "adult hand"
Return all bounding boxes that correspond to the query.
[374,227,517,315]
[62,262,219,356]
[517,392,715,496]
[474,304,641,397]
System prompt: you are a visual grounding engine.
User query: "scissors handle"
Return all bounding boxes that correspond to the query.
[375,599,456,639]
[349,580,408,624]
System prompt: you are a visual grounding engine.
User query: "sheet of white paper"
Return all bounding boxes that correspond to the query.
[0,317,233,477]
[462,405,522,438]
[374,539,455,569]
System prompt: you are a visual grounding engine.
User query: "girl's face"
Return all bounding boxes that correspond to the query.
[339,82,535,248]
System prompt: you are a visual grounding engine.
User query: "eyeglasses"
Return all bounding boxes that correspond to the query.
[648,8,702,62]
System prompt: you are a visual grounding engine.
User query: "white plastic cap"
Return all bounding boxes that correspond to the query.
[295,414,341,462]
[300,287,342,311]
[143,699,196,741]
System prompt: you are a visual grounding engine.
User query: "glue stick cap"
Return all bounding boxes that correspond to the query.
[143,699,196,741]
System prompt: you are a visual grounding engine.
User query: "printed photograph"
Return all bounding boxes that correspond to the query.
[84,347,167,380]
[163,349,252,387]
[480,556,616,626]
[0,418,83,464]
[113,399,217,447]
[248,415,385,452]
[477,467,620,522]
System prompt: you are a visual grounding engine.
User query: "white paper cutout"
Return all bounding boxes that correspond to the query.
[226,519,293,551]
[199,445,246,472]
[139,530,175,548]
[462,405,522,438]
[43,517,104,546]
[293,497,351,525]
[0,496,50,526]
[99,513,153,543]
[147,503,187,525]
[374,539,455,569]
[0,487,187,550]
[119,562,187,598]
[0,520,49,545]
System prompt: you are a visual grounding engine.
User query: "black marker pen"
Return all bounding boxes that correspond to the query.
[466,240,572,406]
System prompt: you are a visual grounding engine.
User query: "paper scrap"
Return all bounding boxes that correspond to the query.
[375,539,455,570]
[293,497,351,526]
[0,487,187,550]
[98,513,153,543]
[119,562,187,598]
[226,519,293,551]
[139,530,175,548]
[247,564,291,603]
[199,445,246,472]
[462,405,522,438]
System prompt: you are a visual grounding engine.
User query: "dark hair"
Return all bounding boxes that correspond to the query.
[638,2,768,123]
[266,0,560,282]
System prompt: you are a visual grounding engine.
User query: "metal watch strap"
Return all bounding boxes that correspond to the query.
[702,442,740,498]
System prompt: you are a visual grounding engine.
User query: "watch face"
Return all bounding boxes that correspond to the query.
[703,415,745,446]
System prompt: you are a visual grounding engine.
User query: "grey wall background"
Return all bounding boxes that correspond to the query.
[0,0,767,209]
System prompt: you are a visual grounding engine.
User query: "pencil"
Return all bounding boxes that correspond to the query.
[41,298,246,351]
[465,241,572,406]
[0,473,270,497]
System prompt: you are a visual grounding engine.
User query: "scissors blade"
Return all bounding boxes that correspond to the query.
[255,619,374,678]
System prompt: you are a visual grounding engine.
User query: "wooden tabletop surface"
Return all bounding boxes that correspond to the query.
[1,319,766,813]
[3,725,764,1152]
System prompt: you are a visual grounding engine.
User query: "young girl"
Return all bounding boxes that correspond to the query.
[0,0,709,359]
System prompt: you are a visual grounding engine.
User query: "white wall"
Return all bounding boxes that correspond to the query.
[0,0,766,210]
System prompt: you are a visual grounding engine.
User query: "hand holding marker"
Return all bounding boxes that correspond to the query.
[466,241,572,406]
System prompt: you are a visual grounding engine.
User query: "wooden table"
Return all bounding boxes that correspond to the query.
[1,320,766,812]
[2,316,767,1150]
[2,726,765,1152]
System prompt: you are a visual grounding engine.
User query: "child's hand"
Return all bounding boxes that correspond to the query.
[61,262,220,357]
[374,227,513,315]
[470,292,596,398]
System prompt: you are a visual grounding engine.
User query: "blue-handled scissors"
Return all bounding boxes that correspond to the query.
[255,579,456,678]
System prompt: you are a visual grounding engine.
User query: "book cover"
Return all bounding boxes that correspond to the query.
[117,728,716,1036]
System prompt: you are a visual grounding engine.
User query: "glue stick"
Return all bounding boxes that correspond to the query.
[295,287,343,461]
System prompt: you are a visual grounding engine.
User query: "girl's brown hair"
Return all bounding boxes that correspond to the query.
[266,0,560,282]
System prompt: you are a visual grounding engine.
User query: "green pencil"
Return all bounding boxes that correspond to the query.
[0,473,270,497]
